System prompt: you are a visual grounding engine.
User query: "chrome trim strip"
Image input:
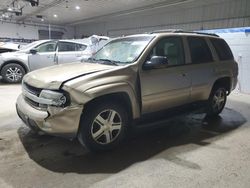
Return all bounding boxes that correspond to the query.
[22,88,54,105]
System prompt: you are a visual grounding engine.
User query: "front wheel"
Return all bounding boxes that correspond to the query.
[206,87,227,117]
[1,63,25,83]
[78,101,129,152]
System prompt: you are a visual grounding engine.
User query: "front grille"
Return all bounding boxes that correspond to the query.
[23,82,47,109]
[23,82,42,97]
[24,96,39,107]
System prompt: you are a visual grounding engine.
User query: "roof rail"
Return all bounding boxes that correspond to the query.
[151,29,219,37]
[176,31,219,37]
[150,29,183,34]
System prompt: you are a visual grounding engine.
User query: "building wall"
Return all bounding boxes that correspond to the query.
[75,0,250,37]
[0,21,75,40]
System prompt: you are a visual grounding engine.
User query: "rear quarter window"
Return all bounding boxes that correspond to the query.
[210,38,234,61]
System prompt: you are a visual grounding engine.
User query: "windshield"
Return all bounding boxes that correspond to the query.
[91,36,154,65]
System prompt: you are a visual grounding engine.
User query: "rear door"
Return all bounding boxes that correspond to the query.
[28,41,57,71]
[57,42,87,64]
[183,36,216,102]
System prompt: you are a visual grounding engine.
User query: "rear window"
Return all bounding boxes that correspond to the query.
[210,38,234,61]
[188,37,213,64]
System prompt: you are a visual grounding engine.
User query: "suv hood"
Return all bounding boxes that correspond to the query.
[23,62,115,89]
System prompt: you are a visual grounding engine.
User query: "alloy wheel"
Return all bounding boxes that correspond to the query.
[6,67,23,82]
[91,109,122,145]
[212,88,226,112]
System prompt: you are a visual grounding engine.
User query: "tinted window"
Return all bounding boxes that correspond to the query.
[76,43,87,51]
[36,42,56,52]
[210,38,234,60]
[58,42,76,52]
[188,37,213,63]
[150,37,185,66]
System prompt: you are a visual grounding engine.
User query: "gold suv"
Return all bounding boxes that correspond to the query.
[16,30,238,152]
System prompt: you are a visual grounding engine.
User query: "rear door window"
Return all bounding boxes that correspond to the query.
[58,42,76,52]
[76,43,87,51]
[188,37,213,64]
[210,38,234,61]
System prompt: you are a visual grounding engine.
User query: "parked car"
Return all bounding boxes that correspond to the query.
[0,36,109,83]
[16,30,238,152]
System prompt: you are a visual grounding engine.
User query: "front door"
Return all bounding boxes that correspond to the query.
[28,41,57,71]
[140,36,191,114]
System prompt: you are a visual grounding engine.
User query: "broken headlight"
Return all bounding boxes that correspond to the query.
[39,90,70,107]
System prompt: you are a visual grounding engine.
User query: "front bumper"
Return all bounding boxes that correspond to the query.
[16,94,83,138]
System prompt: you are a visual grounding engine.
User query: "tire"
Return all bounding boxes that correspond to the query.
[78,101,129,152]
[1,63,25,83]
[206,86,227,117]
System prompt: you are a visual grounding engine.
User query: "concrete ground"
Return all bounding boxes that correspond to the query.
[0,83,250,188]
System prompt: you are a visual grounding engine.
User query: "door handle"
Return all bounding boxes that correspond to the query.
[76,54,82,57]
[181,73,187,77]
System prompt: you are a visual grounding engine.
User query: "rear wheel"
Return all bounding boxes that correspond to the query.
[78,101,128,152]
[206,86,227,117]
[1,63,25,83]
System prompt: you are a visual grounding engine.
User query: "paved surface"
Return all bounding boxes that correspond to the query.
[0,83,250,188]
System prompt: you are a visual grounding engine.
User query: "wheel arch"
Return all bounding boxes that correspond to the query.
[0,60,28,74]
[212,77,231,94]
[83,92,134,122]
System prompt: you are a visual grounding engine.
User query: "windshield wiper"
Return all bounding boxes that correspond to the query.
[95,58,119,66]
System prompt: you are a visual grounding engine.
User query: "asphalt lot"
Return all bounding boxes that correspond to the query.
[1,82,250,188]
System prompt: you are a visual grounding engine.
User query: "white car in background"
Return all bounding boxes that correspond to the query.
[0,35,109,83]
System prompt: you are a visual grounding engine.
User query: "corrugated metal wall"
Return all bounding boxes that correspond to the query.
[75,0,250,37]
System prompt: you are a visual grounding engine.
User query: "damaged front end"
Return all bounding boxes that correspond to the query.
[16,81,83,138]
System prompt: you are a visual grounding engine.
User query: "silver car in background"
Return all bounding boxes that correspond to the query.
[0,35,109,83]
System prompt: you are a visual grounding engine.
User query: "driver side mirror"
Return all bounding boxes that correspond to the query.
[30,49,37,55]
[143,56,168,70]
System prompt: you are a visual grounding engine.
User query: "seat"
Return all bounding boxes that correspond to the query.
[167,45,179,65]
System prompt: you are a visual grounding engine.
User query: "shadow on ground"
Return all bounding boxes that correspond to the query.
[18,107,246,174]
[0,79,20,85]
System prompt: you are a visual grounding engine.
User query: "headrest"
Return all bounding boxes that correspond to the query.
[168,45,178,56]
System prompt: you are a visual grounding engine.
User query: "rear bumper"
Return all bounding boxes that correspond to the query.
[231,76,238,92]
[16,94,83,138]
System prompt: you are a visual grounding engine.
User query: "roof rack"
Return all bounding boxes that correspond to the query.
[151,29,219,37]
[150,29,183,33]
